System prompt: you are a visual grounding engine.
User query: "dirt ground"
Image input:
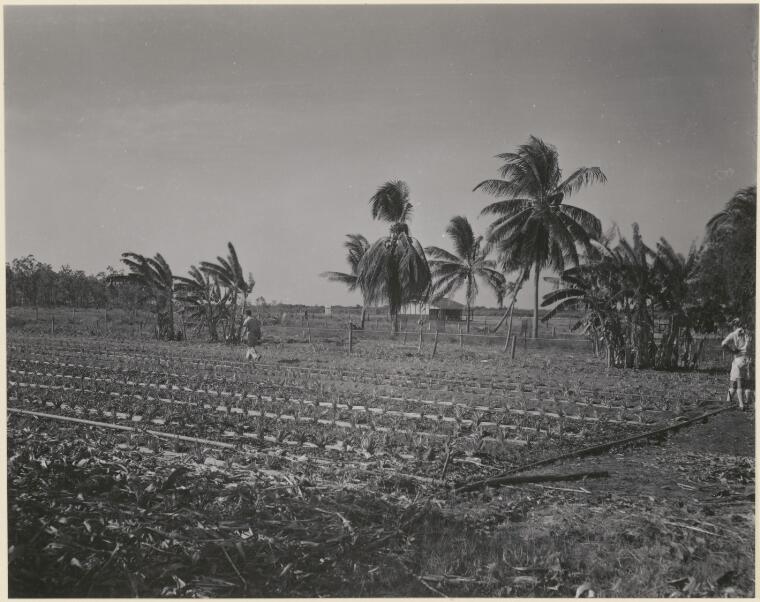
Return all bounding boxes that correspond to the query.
[545,406,756,503]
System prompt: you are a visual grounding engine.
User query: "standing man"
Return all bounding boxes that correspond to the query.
[240,309,262,362]
[721,319,752,411]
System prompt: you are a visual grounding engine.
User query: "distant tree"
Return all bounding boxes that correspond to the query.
[357,181,432,333]
[321,233,370,328]
[425,216,506,332]
[6,263,16,306]
[105,265,150,316]
[475,136,606,338]
[10,255,42,308]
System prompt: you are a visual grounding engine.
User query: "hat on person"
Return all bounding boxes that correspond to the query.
[731,318,742,327]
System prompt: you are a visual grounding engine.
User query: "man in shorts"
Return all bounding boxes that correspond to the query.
[721,319,752,411]
[240,309,262,362]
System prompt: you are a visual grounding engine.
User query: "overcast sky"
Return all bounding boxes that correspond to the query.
[5,4,757,308]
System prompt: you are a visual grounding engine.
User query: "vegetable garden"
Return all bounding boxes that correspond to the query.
[8,334,727,472]
[6,331,753,597]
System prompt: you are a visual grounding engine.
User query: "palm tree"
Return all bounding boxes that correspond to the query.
[699,186,756,327]
[475,136,606,338]
[321,234,370,328]
[425,216,506,332]
[651,238,701,369]
[706,186,756,238]
[542,225,703,369]
[112,252,175,339]
[175,266,231,342]
[357,181,432,333]
[200,242,255,342]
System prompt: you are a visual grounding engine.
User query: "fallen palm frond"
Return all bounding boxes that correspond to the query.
[454,469,609,494]
[453,406,731,492]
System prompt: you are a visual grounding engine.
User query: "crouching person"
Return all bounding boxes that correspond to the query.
[722,319,753,411]
[240,309,262,362]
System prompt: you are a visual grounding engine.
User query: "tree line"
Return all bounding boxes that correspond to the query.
[6,242,257,343]
[6,257,139,311]
[322,136,755,369]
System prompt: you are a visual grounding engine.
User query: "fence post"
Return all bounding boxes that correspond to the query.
[503,329,509,353]
[511,335,517,359]
[552,326,556,338]
[432,329,439,358]
[523,329,527,350]
[348,323,353,355]
[418,323,423,352]
[50,317,55,335]
[458,323,463,348]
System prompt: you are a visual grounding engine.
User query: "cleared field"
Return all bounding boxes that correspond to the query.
[7,334,727,469]
[6,332,753,597]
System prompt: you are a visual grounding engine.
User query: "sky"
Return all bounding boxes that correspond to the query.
[4,4,757,309]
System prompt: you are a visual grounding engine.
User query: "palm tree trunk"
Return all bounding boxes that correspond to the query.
[207,299,218,342]
[166,292,175,340]
[491,269,528,332]
[240,290,249,335]
[154,299,161,340]
[532,262,540,339]
[466,303,471,333]
[360,305,366,329]
[229,297,238,343]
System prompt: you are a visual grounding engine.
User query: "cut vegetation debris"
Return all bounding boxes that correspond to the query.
[7,333,755,597]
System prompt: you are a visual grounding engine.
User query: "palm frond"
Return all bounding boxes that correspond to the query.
[370,180,411,223]
[473,179,523,198]
[425,246,462,264]
[559,204,602,238]
[556,167,607,199]
[479,198,534,217]
[445,215,474,260]
[485,208,533,244]
[320,271,359,289]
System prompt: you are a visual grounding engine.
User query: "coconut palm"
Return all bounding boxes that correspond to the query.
[200,242,255,341]
[112,252,175,339]
[357,181,432,333]
[425,216,506,332]
[321,234,370,328]
[475,136,606,338]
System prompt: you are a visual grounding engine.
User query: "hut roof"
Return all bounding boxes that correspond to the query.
[429,298,464,310]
